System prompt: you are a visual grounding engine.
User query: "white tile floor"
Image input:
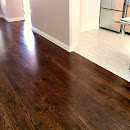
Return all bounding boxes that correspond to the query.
[75,29,130,82]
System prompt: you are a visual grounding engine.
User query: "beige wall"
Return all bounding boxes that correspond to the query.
[81,0,101,31]
[0,0,24,18]
[6,0,24,18]
[30,0,70,46]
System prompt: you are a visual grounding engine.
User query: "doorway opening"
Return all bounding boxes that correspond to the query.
[22,0,31,21]
[70,0,130,82]
[23,0,31,14]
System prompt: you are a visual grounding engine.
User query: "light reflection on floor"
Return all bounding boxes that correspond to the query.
[23,14,35,53]
[0,30,6,59]
[22,14,38,72]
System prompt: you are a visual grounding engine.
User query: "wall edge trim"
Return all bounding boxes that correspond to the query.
[1,15,25,22]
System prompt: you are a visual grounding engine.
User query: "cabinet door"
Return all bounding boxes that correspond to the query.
[101,0,112,9]
[111,0,124,11]
[125,7,130,33]
[100,9,122,32]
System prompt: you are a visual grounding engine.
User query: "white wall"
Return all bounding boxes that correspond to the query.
[81,0,101,31]
[69,0,80,49]
[70,0,101,51]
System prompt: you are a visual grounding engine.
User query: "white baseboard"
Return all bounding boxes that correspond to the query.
[8,17,25,22]
[32,27,73,52]
[1,15,9,22]
[1,15,25,22]
[81,26,99,32]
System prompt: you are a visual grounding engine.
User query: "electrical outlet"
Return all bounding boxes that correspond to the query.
[44,24,47,28]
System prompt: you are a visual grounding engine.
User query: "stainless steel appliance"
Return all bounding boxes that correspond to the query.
[124,1,130,33]
[100,0,125,32]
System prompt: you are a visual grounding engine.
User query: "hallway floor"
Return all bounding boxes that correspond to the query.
[75,29,130,82]
[0,19,129,129]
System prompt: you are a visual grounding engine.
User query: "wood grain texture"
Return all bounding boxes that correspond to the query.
[0,18,129,130]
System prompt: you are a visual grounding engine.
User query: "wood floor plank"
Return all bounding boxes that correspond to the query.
[0,18,129,130]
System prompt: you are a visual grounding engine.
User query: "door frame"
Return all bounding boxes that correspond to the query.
[22,0,31,14]
[69,0,81,51]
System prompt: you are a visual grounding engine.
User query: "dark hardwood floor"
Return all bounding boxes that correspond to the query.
[0,18,129,130]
